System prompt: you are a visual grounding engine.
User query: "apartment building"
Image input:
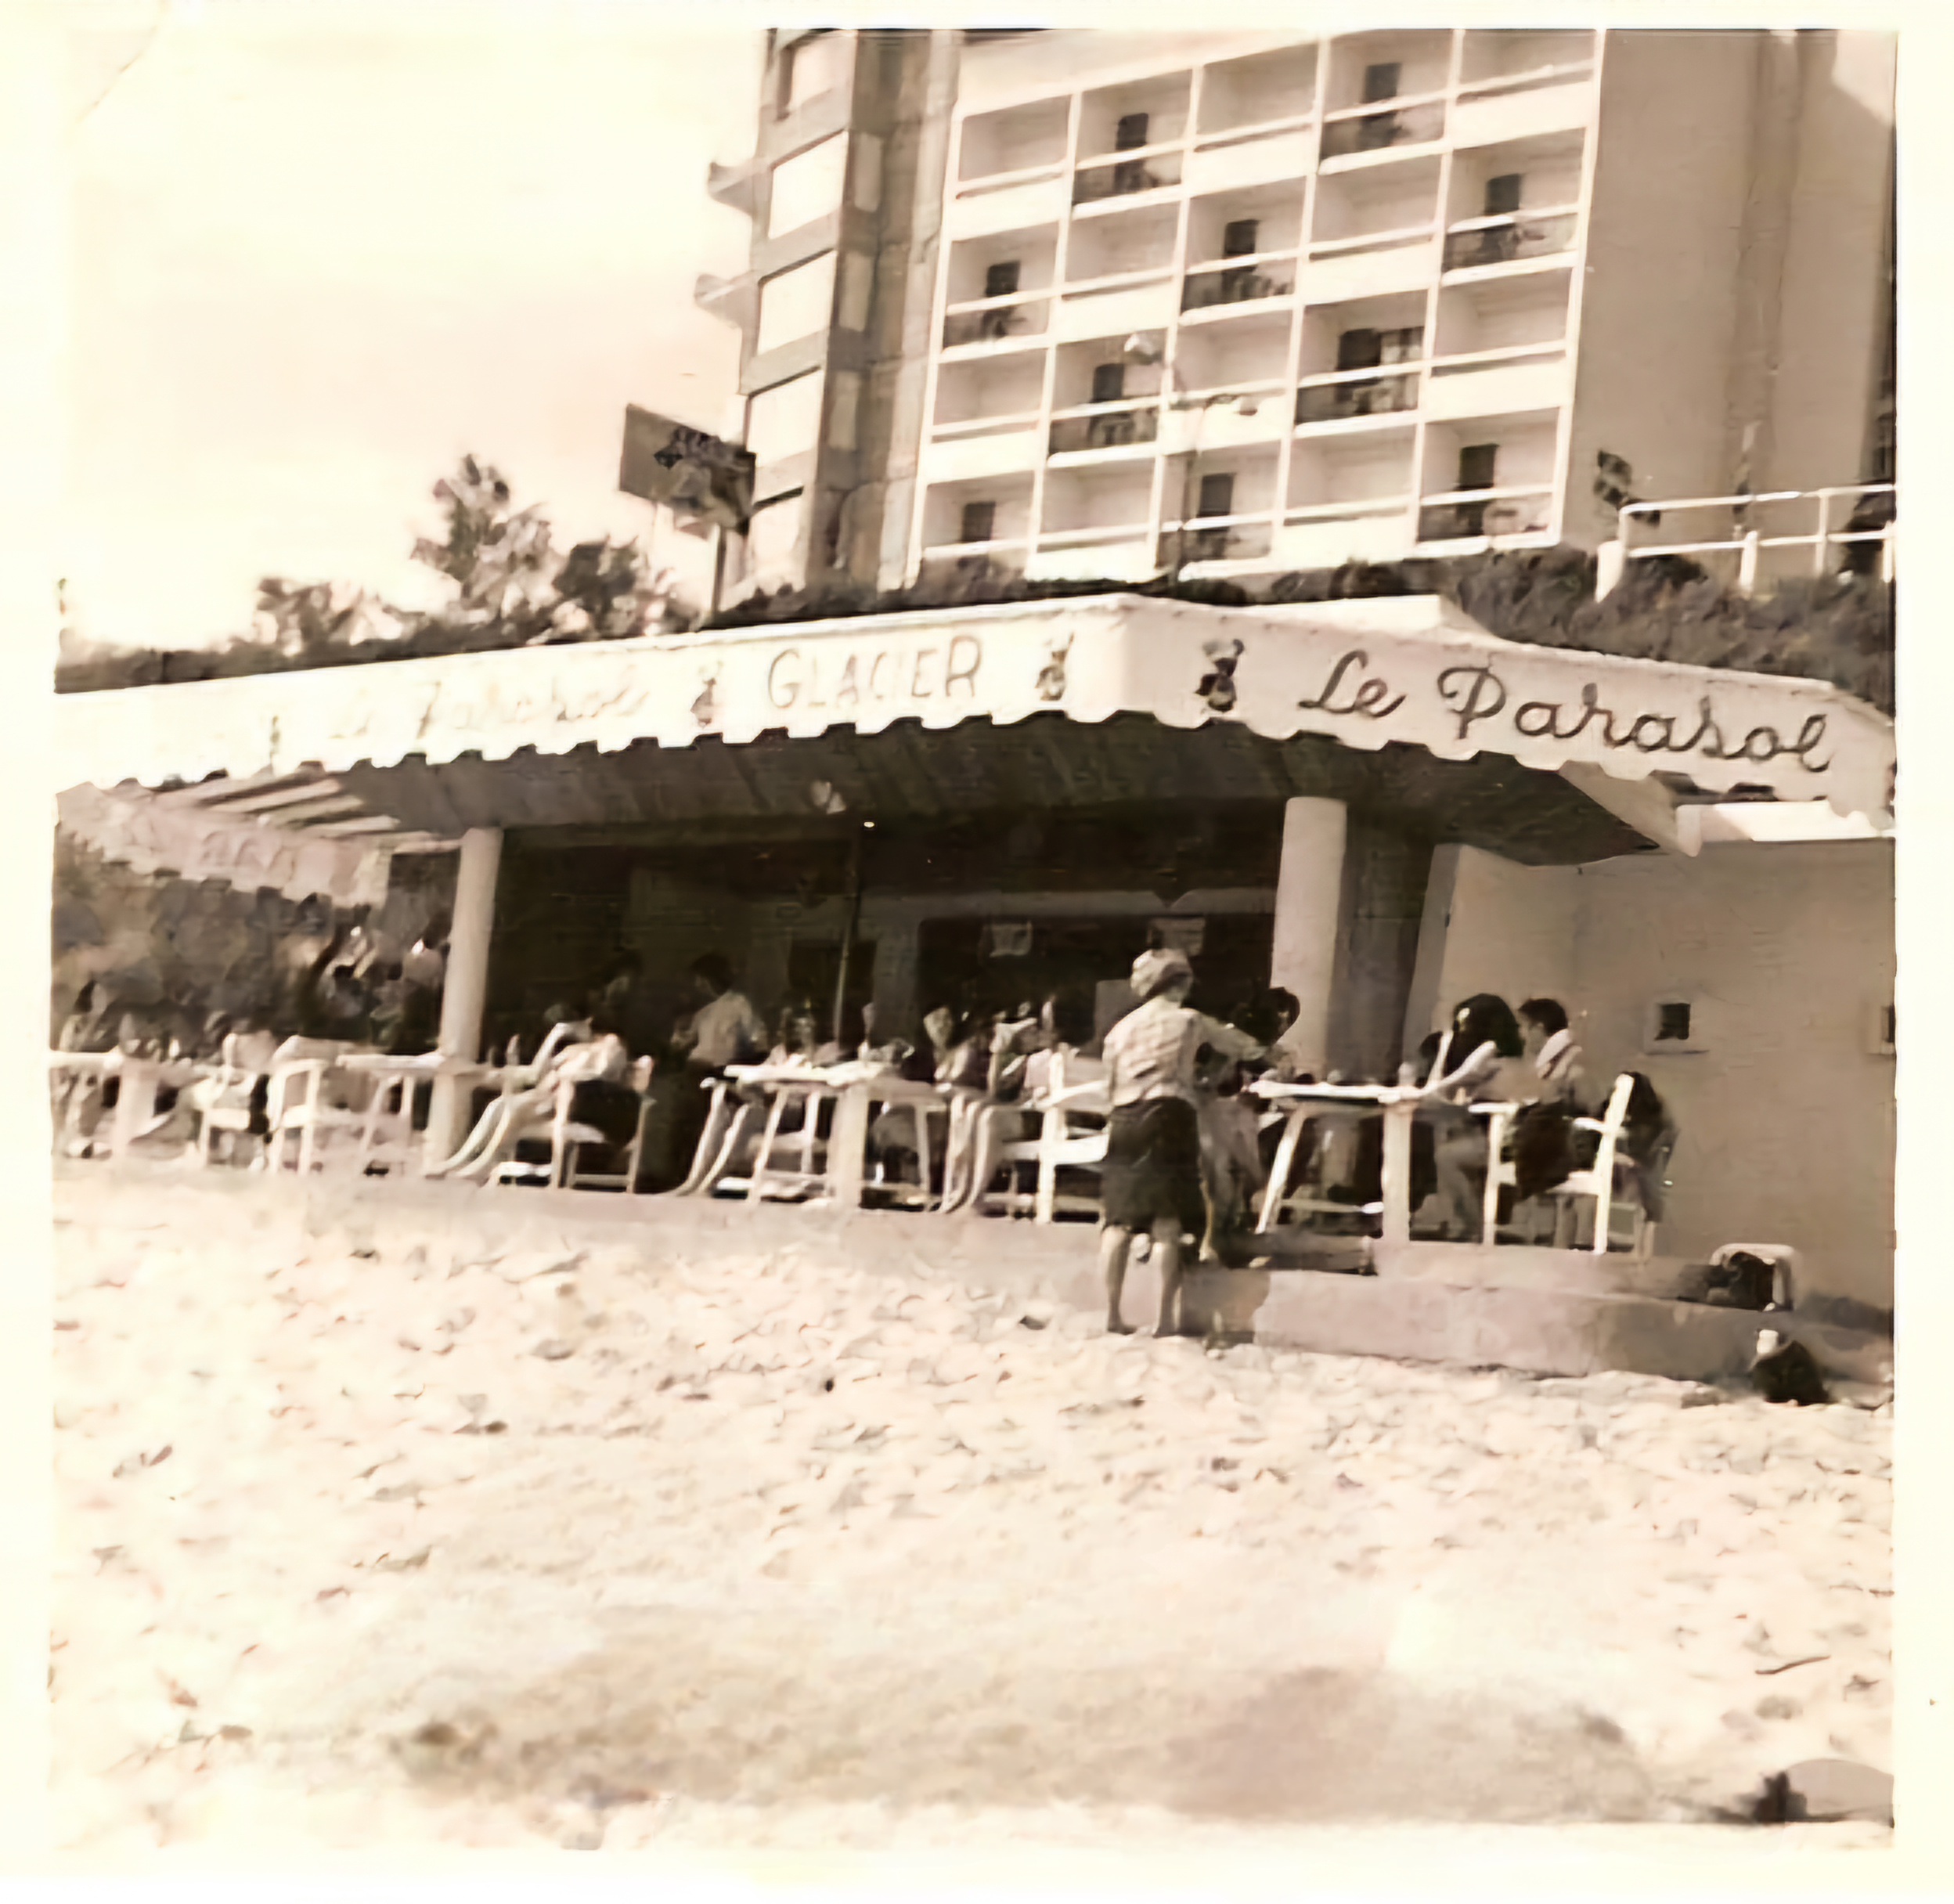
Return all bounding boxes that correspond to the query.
[698,27,1895,599]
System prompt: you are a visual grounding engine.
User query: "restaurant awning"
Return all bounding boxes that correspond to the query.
[55,593,1895,866]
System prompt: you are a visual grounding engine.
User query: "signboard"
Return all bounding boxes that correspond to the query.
[618,404,754,534]
[56,596,1896,827]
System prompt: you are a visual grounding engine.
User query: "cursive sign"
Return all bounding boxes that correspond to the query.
[1289,647,1834,777]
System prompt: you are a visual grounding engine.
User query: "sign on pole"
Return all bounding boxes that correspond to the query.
[618,405,755,536]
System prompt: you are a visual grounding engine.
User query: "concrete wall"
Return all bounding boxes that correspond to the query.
[1767,31,1895,490]
[1565,31,1758,546]
[1420,839,1895,1309]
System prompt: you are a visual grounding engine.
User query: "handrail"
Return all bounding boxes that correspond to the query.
[1613,483,1894,593]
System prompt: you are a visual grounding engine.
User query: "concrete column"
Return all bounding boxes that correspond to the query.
[1270,797,1347,1078]
[425,826,503,1167]
[868,908,920,1039]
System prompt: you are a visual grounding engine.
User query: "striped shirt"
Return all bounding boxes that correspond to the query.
[1102,997,1262,1110]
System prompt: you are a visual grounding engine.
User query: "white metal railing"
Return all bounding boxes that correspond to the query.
[1613,485,1895,594]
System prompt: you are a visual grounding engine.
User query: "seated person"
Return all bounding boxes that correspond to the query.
[941,997,1058,1216]
[1412,994,1538,1240]
[1520,997,1588,1108]
[427,1020,625,1182]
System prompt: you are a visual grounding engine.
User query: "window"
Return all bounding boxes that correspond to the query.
[1115,111,1151,151]
[1484,173,1523,218]
[1457,442,1498,492]
[1380,325,1423,364]
[1090,361,1127,405]
[983,259,1021,301]
[1196,471,1235,518]
[1337,327,1383,372]
[1222,218,1260,258]
[1653,1001,1692,1044]
[1643,997,1707,1055]
[959,499,997,544]
[1362,62,1401,103]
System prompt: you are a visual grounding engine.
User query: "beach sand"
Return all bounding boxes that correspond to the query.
[49,1167,1891,1854]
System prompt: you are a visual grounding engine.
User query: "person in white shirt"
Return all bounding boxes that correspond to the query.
[669,953,766,1189]
[1098,949,1264,1336]
[672,953,766,1073]
[1519,997,1587,1107]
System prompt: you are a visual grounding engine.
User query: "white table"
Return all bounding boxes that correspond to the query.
[49,1050,213,1163]
[703,1065,950,1209]
[1248,1080,1417,1243]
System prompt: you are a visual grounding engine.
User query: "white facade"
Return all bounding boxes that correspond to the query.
[702,29,1893,598]
[910,27,1891,587]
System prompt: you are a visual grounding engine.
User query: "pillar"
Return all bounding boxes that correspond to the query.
[1269,797,1347,1078]
[425,826,503,1167]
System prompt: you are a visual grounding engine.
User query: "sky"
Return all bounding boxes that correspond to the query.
[62,0,762,651]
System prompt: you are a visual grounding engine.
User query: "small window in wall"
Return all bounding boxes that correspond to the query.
[1090,361,1127,405]
[1115,111,1151,151]
[1643,997,1706,1055]
[1196,471,1235,519]
[1222,218,1260,258]
[983,259,1021,300]
[1867,1001,1896,1056]
[1362,61,1401,104]
[960,499,997,545]
[1457,442,1499,492]
[1484,172,1523,218]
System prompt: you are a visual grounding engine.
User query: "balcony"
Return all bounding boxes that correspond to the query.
[1417,486,1553,544]
[1161,515,1276,571]
[1073,149,1184,207]
[1295,366,1421,427]
[1181,258,1296,313]
[1047,405,1160,456]
[1320,96,1446,161]
[1442,209,1580,273]
[942,298,1049,350]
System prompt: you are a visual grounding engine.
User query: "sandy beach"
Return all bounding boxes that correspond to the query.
[49,1167,1891,1854]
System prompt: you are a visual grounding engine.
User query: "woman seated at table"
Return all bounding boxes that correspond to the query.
[425,1019,632,1182]
[942,993,1104,1216]
[1413,993,1537,1240]
[685,1001,845,1195]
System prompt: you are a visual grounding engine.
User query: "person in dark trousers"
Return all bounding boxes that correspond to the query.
[1098,948,1263,1336]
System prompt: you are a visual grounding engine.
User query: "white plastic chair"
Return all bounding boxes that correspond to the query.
[192,1033,264,1167]
[264,1038,364,1174]
[986,1053,1109,1223]
[1548,1073,1671,1257]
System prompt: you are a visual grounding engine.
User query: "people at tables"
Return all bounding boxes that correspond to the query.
[669,952,766,1189]
[1519,997,1587,1108]
[427,1017,633,1183]
[939,994,1070,1216]
[1099,948,1264,1337]
[1412,993,1538,1241]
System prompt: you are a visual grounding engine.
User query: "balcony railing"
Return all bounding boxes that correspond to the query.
[1418,487,1552,542]
[1442,208,1579,272]
[1073,150,1184,204]
[1320,97,1446,158]
[942,301,1046,349]
[1047,406,1161,455]
[1181,259,1296,312]
[1295,366,1421,424]
[1607,485,1895,595]
[1161,515,1274,567]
